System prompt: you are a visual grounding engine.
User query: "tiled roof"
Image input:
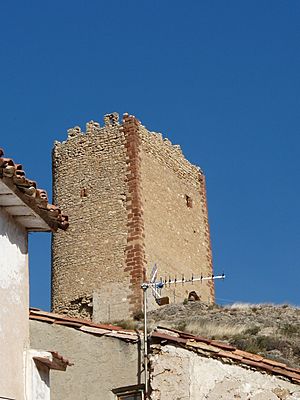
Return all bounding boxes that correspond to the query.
[0,148,68,231]
[33,350,73,371]
[29,308,139,342]
[151,327,300,384]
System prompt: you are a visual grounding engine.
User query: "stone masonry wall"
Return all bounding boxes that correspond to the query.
[150,345,300,400]
[52,112,213,321]
[52,118,131,319]
[139,126,214,307]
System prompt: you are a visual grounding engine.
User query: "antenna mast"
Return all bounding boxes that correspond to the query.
[141,266,225,398]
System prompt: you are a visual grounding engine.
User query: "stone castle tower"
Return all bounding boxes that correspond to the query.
[51,112,214,322]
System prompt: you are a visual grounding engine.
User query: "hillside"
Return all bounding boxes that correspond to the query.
[120,302,300,368]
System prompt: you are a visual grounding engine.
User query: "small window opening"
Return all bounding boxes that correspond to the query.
[113,384,144,400]
[80,188,88,198]
[117,393,142,400]
[185,195,193,208]
[188,291,200,301]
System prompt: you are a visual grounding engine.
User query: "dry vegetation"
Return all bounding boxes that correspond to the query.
[116,302,300,368]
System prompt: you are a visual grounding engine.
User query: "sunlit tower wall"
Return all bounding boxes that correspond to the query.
[51,112,214,322]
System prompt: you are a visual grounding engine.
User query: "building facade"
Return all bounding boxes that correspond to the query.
[0,148,69,400]
[51,112,214,321]
[30,309,142,400]
[150,327,300,400]
[29,313,300,400]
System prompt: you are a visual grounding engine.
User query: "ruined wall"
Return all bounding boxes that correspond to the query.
[140,126,214,306]
[30,320,141,400]
[150,345,300,400]
[0,207,28,400]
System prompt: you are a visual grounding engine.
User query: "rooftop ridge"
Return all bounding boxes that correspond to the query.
[29,308,139,342]
[57,113,201,174]
[152,326,300,384]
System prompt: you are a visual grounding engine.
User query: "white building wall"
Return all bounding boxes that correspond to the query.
[25,350,52,400]
[150,345,300,400]
[0,208,28,400]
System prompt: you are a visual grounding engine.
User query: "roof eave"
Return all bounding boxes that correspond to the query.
[0,179,57,232]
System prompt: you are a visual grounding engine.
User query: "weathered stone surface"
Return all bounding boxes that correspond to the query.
[150,345,300,400]
[51,113,214,321]
[140,126,213,309]
[52,121,129,320]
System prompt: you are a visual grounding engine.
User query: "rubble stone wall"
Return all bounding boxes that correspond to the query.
[52,113,214,320]
[52,120,131,319]
[150,345,300,400]
[139,126,214,306]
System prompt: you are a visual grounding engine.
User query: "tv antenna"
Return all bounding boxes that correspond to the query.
[141,264,225,398]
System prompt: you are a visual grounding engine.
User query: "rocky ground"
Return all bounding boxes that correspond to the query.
[119,302,300,368]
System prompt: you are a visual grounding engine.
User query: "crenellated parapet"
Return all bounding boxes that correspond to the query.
[86,121,101,135]
[104,112,119,126]
[67,126,82,139]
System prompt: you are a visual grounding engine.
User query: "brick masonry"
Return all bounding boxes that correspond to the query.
[51,112,214,321]
[122,114,146,315]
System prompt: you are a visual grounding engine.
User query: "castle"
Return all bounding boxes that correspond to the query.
[51,112,214,321]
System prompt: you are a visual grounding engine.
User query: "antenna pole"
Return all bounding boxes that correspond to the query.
[141,270,225,398]
[142,283,148,398]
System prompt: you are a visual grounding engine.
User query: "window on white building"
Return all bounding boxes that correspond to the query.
[113,384,144,400]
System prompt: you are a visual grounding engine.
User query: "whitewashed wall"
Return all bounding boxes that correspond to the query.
[25,350,52,400]
[0,208,28,400]
[150,345,300,400]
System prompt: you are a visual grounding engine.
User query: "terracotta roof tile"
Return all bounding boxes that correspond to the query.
[34,351,73,371]
[0,148,68,231]
[29,308,139,342]
[271,367,300,381]
[105,332,139,341]
[151,331,188,344]
[30,315,56,323]
[186,340,222,353]
[53,320,84,328]
[241,359,274,372]
[151,327,300,384]
[30,309,125,331]
[233,349,264,362]
[209,341,236,351]
[79,326,111,335]
[280,365,300,373]
[50,351,74,368]
[218,350,243,361]
[156,326,211,343]
[262,358,288,368]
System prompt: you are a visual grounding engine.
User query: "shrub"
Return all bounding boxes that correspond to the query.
[230,335,287,355]
[133,310,144,321]
[245,326,260,336]
[175,321,187,332]
[279,323,298,336]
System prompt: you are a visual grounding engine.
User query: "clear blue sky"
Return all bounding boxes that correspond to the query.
[1,1,299,310]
